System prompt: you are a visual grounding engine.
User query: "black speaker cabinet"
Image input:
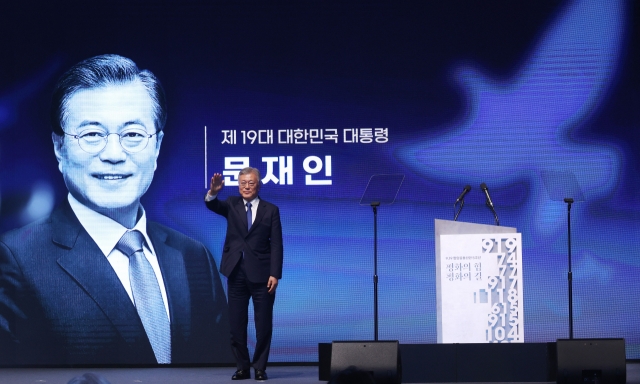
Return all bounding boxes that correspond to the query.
[556,338,626,384]
[330,341,402,384]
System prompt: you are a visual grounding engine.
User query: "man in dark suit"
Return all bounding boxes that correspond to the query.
[205,168,283,381]
[0,54,229,365]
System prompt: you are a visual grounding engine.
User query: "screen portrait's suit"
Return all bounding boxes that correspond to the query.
[0,199,230,365]
[205,195,283,371]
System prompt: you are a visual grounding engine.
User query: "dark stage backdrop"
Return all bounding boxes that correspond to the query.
[1,0,638,362]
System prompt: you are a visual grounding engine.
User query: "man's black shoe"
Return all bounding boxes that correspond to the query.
[254,369,268,381]
[232,369,251,380]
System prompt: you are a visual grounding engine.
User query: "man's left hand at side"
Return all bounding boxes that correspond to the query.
[267,276,278,294]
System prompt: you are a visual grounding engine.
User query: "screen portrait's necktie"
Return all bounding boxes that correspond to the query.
[116,230,171,364]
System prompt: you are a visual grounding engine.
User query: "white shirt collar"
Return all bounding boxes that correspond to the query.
[67,193,156,257]
[243,196,260,207]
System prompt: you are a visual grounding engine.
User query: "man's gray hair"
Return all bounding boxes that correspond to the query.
[239,167,261,180]
[50,54,167,136]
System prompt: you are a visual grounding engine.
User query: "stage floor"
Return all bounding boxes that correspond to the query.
[0,363,638,384]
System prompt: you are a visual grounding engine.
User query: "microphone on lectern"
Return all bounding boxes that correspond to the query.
[480,182,494,208]
[455,185,472,203]
[480,182,499,226]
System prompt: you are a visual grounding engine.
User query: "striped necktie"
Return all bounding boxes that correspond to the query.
[116,230,171,364]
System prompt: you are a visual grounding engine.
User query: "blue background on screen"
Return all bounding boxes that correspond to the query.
[0,1,638,361]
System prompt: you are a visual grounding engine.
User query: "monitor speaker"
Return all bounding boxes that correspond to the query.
[556,338,626,384]
[330,341,401,384]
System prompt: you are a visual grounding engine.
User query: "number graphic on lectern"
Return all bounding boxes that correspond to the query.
[482,237,523,343]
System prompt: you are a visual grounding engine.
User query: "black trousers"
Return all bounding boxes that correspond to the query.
[227,259,276,371]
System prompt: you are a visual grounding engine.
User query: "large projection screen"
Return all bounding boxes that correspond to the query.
[0,1,638,364]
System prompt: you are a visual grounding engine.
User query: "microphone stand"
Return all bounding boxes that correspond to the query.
[487,201,499,226]
[454,199,465,221]
[564,197,574,339]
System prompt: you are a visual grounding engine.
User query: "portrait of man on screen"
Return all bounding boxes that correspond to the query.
[0,54,229,365]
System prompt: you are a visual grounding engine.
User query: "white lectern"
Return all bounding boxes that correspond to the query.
[435,219,524,344]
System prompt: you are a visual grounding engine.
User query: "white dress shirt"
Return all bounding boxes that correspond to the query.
[68,194,171,321]
[205,193,259,225]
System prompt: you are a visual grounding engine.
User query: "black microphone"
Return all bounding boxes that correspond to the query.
[480,182,494,208]
[455,185,472,203]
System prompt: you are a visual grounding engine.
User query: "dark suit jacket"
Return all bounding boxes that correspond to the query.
[205,195,283,283]
[0,199,231,365]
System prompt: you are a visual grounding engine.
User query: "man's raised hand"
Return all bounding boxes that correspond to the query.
[208,173,225,196]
